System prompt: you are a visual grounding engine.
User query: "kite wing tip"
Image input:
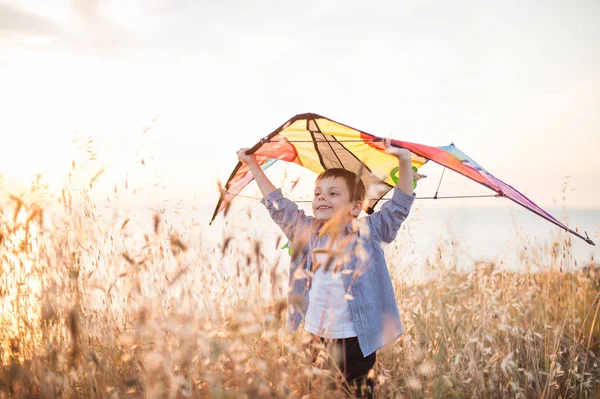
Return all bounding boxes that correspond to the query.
[583,231,596,246]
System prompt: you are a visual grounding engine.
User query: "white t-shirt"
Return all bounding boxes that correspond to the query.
[304,242,357,338]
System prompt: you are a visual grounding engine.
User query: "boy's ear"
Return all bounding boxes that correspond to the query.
[350,200,363,217]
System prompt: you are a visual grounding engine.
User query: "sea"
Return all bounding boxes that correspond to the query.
[127,199,600,281]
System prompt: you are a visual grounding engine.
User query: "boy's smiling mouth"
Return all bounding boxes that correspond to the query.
[316,205,332,210]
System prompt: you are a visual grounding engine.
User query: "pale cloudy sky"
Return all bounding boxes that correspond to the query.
[1,0,599,211]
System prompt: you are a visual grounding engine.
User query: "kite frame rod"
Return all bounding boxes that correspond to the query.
[260,138,384,143]
[221,190,595,245]
[434,167,446,199]
[224,191,500,201]
[292,194,501,202]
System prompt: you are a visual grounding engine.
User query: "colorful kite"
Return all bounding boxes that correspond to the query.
[210,113,594,246]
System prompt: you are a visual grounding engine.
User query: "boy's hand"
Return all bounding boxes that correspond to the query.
[384,138,411,162]
[385,138,420,194]
[237,148,258,166]
[236,147,277,197]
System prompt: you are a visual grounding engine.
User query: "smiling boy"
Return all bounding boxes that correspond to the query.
[237,144,415,398]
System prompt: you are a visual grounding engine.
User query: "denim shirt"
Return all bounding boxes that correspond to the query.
[260,187,415,357]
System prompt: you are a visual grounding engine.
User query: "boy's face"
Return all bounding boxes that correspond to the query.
[312,177,362,221]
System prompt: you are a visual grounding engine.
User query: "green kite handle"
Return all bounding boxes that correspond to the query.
[391,166,419,189]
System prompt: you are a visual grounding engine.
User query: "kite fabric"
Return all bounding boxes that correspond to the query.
[210,113,594,246]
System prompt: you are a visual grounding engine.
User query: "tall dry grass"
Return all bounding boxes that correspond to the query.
[0,170,599,398]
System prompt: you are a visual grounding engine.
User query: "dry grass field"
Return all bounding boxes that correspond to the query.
[0,174,598,398]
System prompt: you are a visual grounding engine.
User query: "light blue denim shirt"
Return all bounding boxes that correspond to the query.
[260,187,415,357]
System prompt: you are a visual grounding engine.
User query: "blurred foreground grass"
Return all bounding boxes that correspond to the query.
[0,178,598,399]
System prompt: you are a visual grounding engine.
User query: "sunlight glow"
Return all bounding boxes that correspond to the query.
[0,204,45,363]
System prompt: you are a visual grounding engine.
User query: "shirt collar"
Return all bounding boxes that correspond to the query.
[346,219,359,234]
[316,218,359,236]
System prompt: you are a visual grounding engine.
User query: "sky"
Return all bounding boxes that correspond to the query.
[1,0,599,214]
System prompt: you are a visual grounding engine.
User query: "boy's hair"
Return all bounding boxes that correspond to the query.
[316,168,366,202]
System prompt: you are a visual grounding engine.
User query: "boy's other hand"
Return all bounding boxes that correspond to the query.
[237,148,258,166]
[384,139,418,194]
[384,138,411,161]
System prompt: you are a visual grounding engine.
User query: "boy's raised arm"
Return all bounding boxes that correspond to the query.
[237,148,277,198]
[385,143,414,197]
[237,148,311,242]
[364,142,416,243]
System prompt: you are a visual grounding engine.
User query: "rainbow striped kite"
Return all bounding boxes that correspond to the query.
[210,113,594,246]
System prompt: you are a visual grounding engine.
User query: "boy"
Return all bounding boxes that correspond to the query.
[237,143,415,397]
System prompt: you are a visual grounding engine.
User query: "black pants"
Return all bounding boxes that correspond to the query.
[311,335,376,398]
